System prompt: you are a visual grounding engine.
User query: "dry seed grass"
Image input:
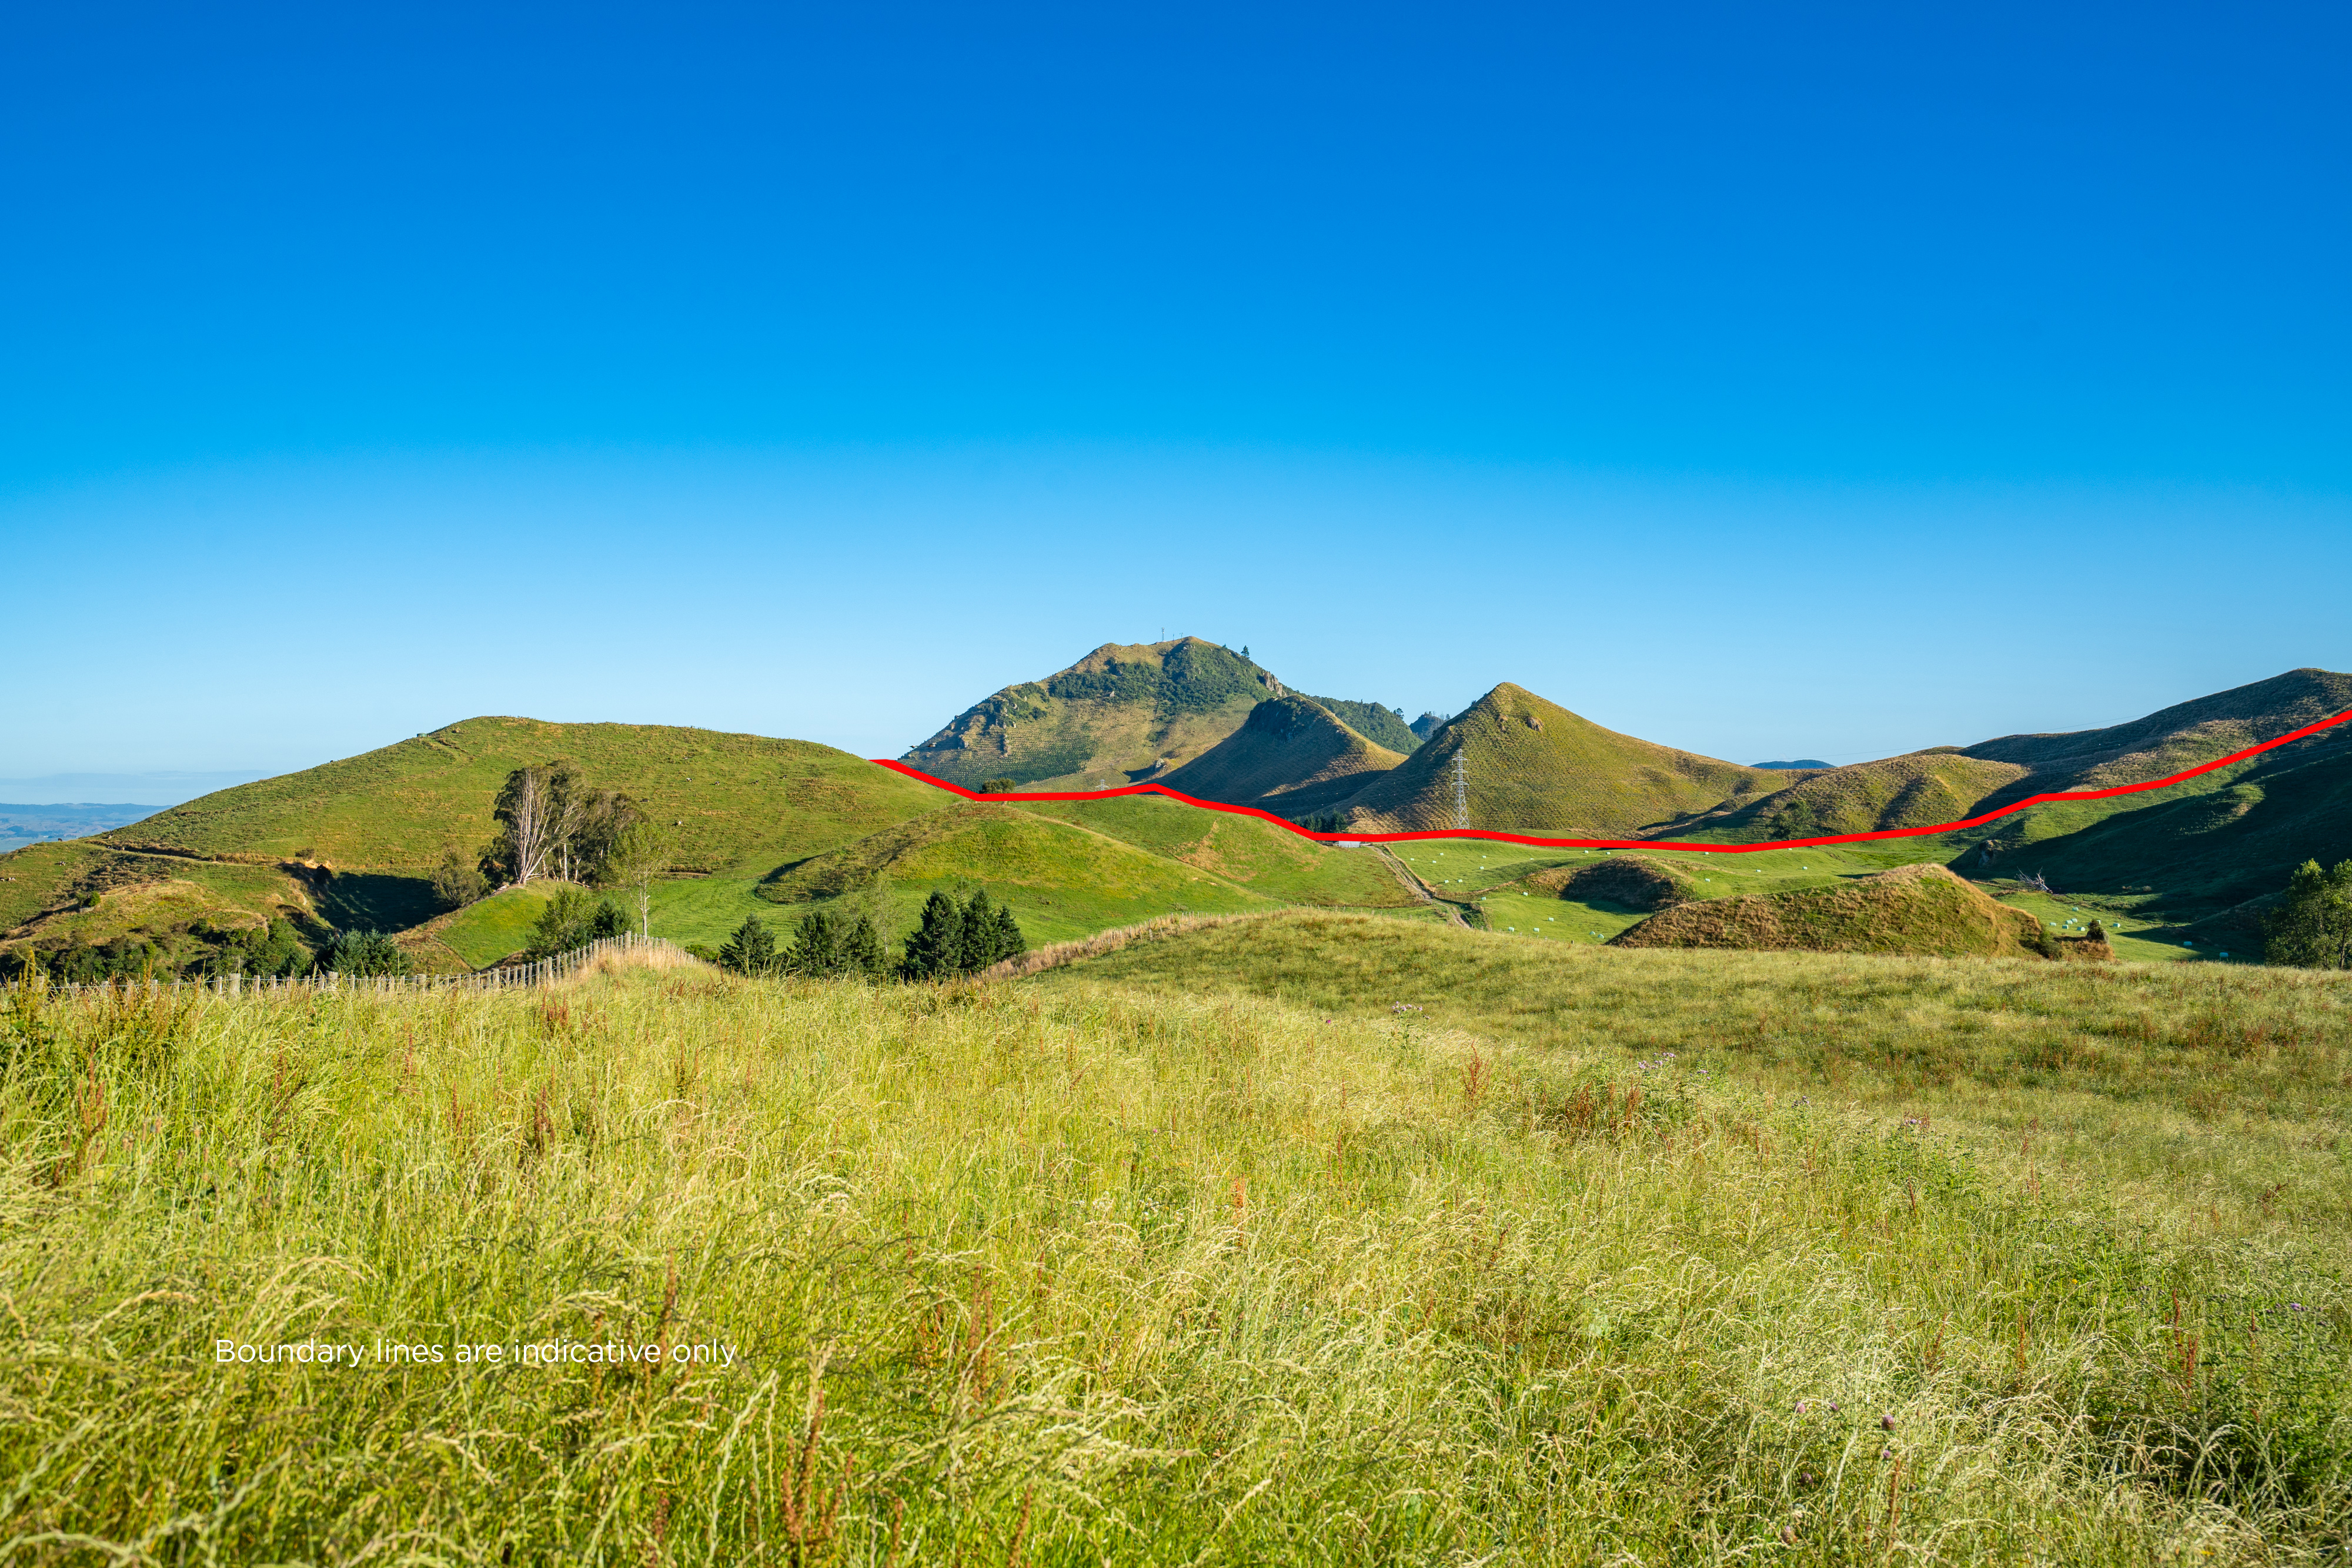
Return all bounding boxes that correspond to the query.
[1,957,2346,1565]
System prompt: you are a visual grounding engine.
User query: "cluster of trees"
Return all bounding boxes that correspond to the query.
[714,889,1026,982]
[899,890,1025,979]
[717,910,887,977]
[430,763,673,930]
[6,915,336,985]
[490,762,642,885]
[2267,859,2352,969]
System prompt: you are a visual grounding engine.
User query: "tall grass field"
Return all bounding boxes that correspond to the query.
[2,925,2347,1564]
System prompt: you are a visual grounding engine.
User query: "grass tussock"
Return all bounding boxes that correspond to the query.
[4,943,2349,1564]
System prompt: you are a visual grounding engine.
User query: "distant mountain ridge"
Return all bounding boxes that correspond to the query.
[900,637,1418,790]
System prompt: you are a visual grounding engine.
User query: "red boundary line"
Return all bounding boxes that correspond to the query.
[870,706,2352,856]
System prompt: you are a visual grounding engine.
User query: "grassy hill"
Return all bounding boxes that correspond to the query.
[1,717,950,974]
[99,716,944,875]
[1337,683,1786,835]
[1609,862,2057,958]
[736,796,1422,954]
[749,801,1281,947]
[1010,794,1418,907]
[1670,749,2030,841]
[1157,694,1405,815]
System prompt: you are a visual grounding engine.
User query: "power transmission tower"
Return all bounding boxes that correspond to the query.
[1451,751,1469,831]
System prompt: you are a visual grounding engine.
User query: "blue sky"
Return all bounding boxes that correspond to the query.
[4,2,2347,797]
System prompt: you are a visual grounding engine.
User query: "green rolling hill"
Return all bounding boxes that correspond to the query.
[1335,683,1786,836]
[1965,743,2352,942]
[93,716,944,875]
[1,717,953,975]
[739,797,1421,951]
[1670,750,2031,840]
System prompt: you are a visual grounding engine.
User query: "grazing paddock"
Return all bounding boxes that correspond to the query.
[3,927,2346,1563]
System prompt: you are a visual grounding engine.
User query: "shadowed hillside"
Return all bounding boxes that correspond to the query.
[1299,696,1420,753]
[1970,744,2352,937]
[1158,696,1405,815]
[1610,862,2058,958]
[1527,853,1699,911]
[1337,684,1784,836]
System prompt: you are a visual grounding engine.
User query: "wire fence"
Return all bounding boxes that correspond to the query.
[39,931,702,1001]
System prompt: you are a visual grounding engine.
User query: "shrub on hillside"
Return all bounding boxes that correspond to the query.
[961,890,1027,971]
[430,846,490,910]
[325,929,410,978]
[2266,858,2352,969]
[527,888,627,960]
[221,918,311,979]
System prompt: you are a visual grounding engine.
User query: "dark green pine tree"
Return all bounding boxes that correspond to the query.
[985,900,1025,966]
[717,915,780,976]
[959,891,1000,972]
[898,891,966,980]
[842,914,886,977]
[789,910,844,976]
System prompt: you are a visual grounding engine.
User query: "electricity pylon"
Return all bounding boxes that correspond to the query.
[1451,751,1469,831]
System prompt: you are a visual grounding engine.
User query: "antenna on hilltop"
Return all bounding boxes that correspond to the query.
[1451,751,1469,831]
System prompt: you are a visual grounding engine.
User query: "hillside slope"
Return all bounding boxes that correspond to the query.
[1671,750,2030,841]
[1337,684,1784,836]
[1300,696,1419,753]
[1611,863,2053,958]
[1,718,951,970]
[1010,794,1417,907]
[101,717,946,875]
[1965,667,2352,801]
[1970,744,2352,930]
[751,801,1281,945]
[1157,696,1405,815]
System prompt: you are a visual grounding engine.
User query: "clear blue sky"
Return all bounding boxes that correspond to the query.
[4,2,2347,797]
